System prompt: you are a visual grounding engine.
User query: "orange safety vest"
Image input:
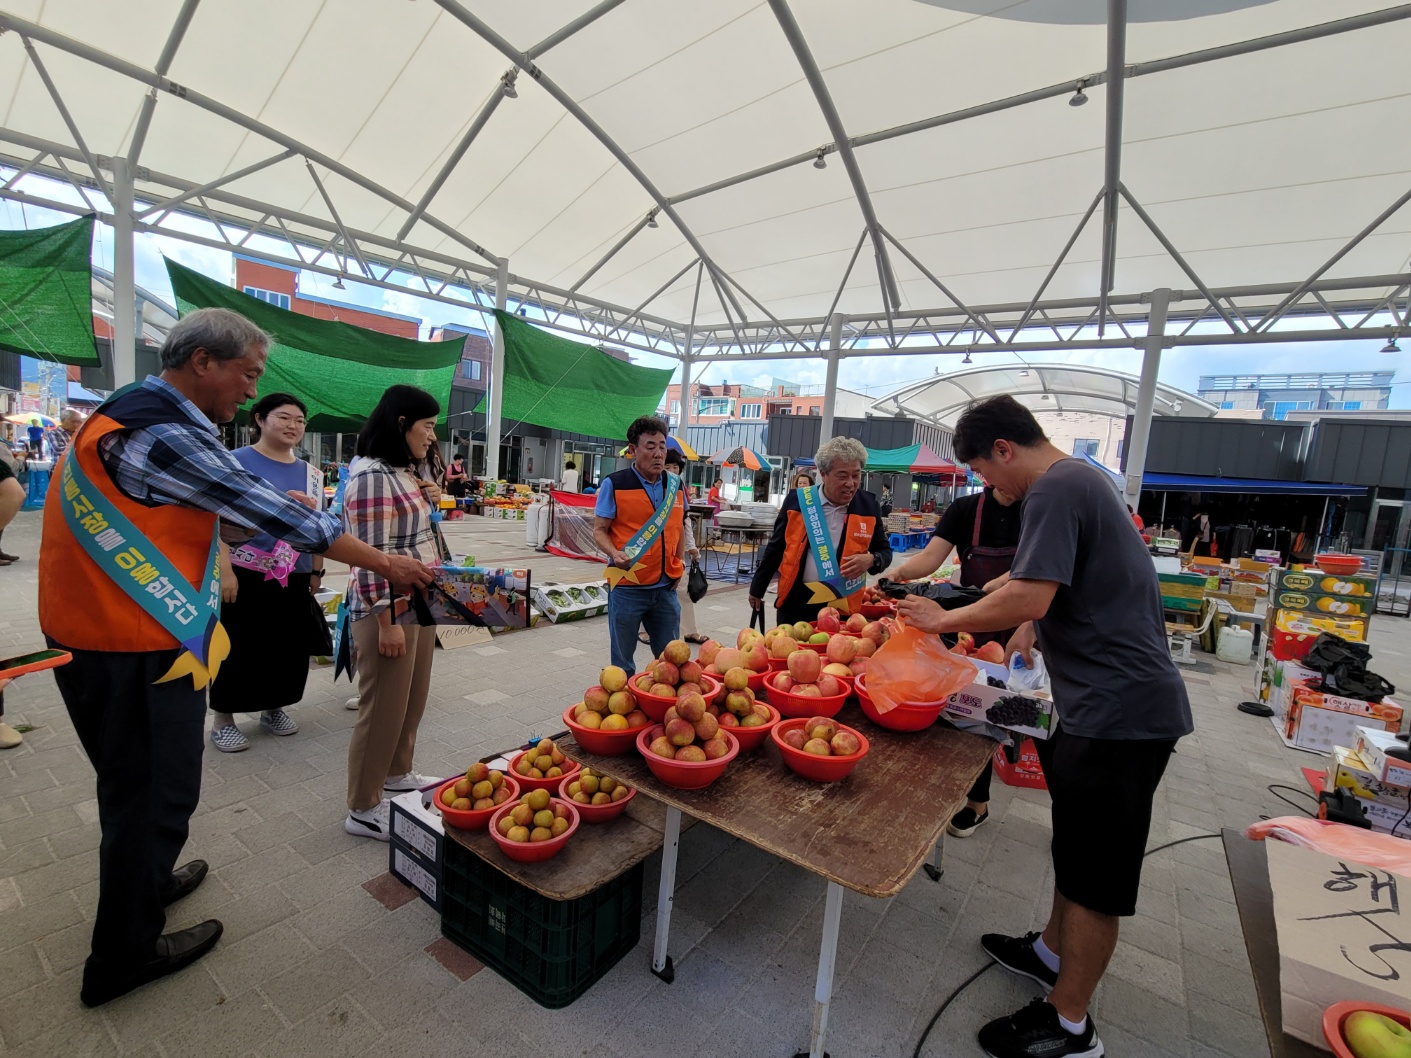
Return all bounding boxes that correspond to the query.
[606,468,684,588]
[39,387,218,653]
[776,504,876,610]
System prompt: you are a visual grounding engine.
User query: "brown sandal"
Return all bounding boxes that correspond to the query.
[684,634,708,644]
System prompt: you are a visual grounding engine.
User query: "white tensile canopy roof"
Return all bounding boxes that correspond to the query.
[1,0,1409,362]
[869,363,1217,427]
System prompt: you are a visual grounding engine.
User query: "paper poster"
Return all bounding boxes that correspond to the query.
[398,566,531,628]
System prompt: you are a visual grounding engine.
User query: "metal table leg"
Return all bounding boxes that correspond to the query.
[794,880,844,1058]
[923,836,944,882]
[651,805,681,983]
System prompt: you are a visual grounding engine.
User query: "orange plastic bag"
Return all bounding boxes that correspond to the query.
[1246,817,1411,876]
[866,618,976,714]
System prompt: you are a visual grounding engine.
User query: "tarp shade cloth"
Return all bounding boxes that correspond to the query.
[166,258,463,432]
[0,215,98,365]
[479,311,674,442]
[1141,472,1365,496]
[545,489,602,563]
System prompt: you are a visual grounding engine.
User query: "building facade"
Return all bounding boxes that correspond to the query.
[660,379,872,428]
[1197,371,1392,420]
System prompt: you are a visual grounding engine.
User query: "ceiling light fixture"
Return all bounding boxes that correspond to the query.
[1382,336,1401,353]
[500,70,518,99]
[1172,399,1184,413]
[332,277,345,290]
[646,209,659,229]
[961,352,973,365]
[1019,368,1030,378]
[1070,80,1088,107]
[813,149,828,170]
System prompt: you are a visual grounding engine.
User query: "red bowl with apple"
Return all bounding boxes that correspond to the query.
[636,724,739,789]
[488,798,580,863]
[723,701,780,752]
[854,673,945,733]
[771,718,869,782]
[433,772,520,830]
[561,704,649,756]
[508,749,581,793]
[859,602,894,620]
[629,672,723,722]
[1323,1001,1411,1058]
[765,671,849,719]
[557,773,636,823]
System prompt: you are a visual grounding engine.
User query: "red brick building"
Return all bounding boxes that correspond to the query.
[233,256,422,338]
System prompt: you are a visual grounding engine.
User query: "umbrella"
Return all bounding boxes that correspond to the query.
[707,446,770,471]
[5,413,56,427]
[618,435,700,460]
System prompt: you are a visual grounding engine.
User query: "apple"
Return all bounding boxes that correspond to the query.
[816,608,842,634]
[1343,1010,1411,1058]
[769,635,799,659]
[665,718,696,746]
[744,642,770,672]
[860,621,886,645]
[725,690,755,716]
[791,621,813,641]
[845,613,867,633]
[714,647,745,673]
[698,639,722,666]
[599,665,628,692]
[736,628,761,650]
[808,632,830,645]
[723,667,750,692]
[772,673,797,693]
[825,635,856,665]
[816,674,842,698]
[794,684,822,698]
[807,717,839,741]
[851,657,870,675]
[662,639,692,666]
[975,641,1006,665]
[803,738,832,756]
[652,660,680,686]
[830,730,861,755]
[956,632,974,651]
[822,662,853,679]
[853,637,877,658]
[782,728,807,750]
[788,650,822,684]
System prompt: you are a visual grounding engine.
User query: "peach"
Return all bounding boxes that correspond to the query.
[599,665,628,692]
[510,803,534,827]
[663,706,680,725]
[694,713,719,741]
[788,650,822,684]
[492,786,511,805]
[676,694,706,723]
[625,710,650,728]
[740,713,763,727]
[496,815,515,836]
[845,613,867,633]
[826,635,857,665]
[723,667,750,692]
[608,690,634,714]
[676,681,704,699]
[471,780,493,800]
[653,660,680,686]
[830,730,861,755]
[701,737,729,759]
[507,825,530,843]
[679,660,703,685]
[975,641,1006,665]
[530,827,553,842]
[705,702,720,717]
[665,718,696,746]
[466,762,490,783]
[601,714,629,731]
[725,690,754,716]
[662,639,691,666]
[551,817,570,837]
[454,778,473,798]
[807,718,839,741]
[782,728,807,750]
[649,736,677,758]
[816,607,841,634]
[803,738,833,756]
[697,639,722,666]
[648,683,677,699]
[675,745,708,763]
[718,712,739,728]
[472,797,494,810]
[584,686,610,713]
[488,771,503,789]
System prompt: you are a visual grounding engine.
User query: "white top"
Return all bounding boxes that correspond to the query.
[560,468,579,493]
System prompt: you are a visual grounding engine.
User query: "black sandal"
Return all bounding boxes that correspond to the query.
[638,632,651,644]
[684,634,708,644]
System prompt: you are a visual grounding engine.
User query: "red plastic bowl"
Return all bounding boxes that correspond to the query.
[508,749,580,793]
[854,673,944,733]
[1323,1001,1411,1058]
[635,724,738,790]
[723,702,780,752]
[859,602,894,620]
[630,673,723,722]
[557,773,636,823]
[1315,553,1364,576]
[560,705,647,756]
[771,718,870,782]
[432,773,520,830]
[488,798,580,863]
[765,672,848,719]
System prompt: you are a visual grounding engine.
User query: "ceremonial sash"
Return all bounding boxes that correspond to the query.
[799,485,865,609]
[605,472,681,588]
[229,539,298,587]
[58,453,228,688]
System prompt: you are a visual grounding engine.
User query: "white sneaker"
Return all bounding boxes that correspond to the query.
[344,801,391,841]
[384,772,434,793]
[345,697,360,711]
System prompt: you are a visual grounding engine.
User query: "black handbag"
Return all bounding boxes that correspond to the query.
[306,592,335,655]
[687,558,708,603]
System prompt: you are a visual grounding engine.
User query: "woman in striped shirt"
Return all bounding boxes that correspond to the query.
[343,385,445,841]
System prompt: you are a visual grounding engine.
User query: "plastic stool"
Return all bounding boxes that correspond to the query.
[889,533,909,552]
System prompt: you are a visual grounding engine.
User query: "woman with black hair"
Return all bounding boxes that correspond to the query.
[342,385,444,841]
[209,393,324,752]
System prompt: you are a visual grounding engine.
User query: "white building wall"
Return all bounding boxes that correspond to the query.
[1035,411,1125,468]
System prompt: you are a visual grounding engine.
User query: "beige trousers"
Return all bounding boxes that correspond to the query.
[347,617,436,811]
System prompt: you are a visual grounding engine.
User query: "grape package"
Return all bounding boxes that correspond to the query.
[986,695,1040,728]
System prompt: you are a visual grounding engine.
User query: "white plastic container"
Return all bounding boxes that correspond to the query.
[1216,625,1254,664]
[525,500,551,548]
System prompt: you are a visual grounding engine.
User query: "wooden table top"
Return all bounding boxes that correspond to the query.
[440,794,673,902]
[561,702,995,899]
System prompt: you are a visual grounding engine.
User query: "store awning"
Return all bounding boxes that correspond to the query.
[1081,452,1124,492]
[1140,473,1365,497]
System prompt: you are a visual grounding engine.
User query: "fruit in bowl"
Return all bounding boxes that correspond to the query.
[494,787,574,842]
[771,717,869,781]
[439,761,515,812]
[563,767,631,806]
[514,738,568,780]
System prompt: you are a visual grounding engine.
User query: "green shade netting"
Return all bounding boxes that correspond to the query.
[166,259,462,432]
[0,215,98,365]
[478,310,675,441]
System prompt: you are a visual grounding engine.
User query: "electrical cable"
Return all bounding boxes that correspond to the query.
[1265,783,1320,816]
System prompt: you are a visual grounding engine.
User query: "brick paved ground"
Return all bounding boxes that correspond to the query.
[1,507,1408,1057]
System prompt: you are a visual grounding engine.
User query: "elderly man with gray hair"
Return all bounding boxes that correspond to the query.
[750,435,891,626]
[38,307,434,1008]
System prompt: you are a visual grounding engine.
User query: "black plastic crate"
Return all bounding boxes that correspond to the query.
[440,839,643,1009]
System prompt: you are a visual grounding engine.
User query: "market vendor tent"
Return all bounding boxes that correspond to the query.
[167,259,463,433]
[0,214,97,365]
[864,443,967,482]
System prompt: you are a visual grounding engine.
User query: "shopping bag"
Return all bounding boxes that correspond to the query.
[866,617,975,714]
[687,559,709,603]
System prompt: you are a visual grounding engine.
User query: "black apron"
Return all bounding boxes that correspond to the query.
[957,491,1018,649]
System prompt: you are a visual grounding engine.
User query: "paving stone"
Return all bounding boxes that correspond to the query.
[0,942,48,999]
[99,962,225,1051]
[207,923,319,998]
[216,845,313,898]
[0,890,84,951]
[157,987,287,1058]
[1106,939,1185,1004]
[263,944,372,1024]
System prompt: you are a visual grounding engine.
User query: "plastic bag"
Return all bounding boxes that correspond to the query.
[1006,651,1050,695]
[1245,817,1411,876]
[866,618,976,714]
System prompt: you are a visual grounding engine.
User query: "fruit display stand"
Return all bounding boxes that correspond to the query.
[439,792,674,1008]
[561,704,994,1058]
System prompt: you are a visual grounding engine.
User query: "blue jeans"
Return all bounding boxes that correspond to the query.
[607,583,680,676]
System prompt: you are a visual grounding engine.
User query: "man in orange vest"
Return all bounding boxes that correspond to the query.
[592,415,685,674]
[39,307,434,1007]
[750,436,891,626]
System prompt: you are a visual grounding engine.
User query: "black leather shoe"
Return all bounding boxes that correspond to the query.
[80,920,224,1007]
[161,860,209,906]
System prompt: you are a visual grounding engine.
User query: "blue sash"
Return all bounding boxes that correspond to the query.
[59,453,229,688]
[799,485,865,610]
[605,472,681,588]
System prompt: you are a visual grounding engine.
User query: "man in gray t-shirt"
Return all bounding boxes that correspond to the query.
[898,396,1191,1058]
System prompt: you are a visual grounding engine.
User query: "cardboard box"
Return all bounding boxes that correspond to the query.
[531,581,608,623]
[389,786,446,912]
[1326,746,1411,806]
[1287,702,1397,754]
[1272,589,1373,618]
[1266,660,1320,719]
[944,659,1055,741]
[1356,727,1411,789]
[1276,568,1378,598]
[992,738,1047,790]
[1355,798,1411,838]
[1290,681,1401,723]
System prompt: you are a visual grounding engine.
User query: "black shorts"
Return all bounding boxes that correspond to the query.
[1033,728,1177,918]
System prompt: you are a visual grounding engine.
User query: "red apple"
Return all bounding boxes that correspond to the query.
[787,650,822,684]
[816,608,842,634]
[826,634,857,665]
[845,613,867,633]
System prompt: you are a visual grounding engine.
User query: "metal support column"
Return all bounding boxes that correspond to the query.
[111,156,137,390]
[820,314,842,441]
[1123,287,1170,510]
[486,259,508,482]
[678,353,693,435]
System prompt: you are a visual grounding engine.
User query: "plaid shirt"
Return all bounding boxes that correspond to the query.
[343,456,440,618]
[98,376,342,554]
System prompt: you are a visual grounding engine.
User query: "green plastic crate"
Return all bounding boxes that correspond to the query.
[440,839,643,1009]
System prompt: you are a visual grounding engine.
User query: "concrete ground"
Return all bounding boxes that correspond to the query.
[1,507,1408,1058]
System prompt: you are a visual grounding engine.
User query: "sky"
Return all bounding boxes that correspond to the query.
[4,183,1406,409]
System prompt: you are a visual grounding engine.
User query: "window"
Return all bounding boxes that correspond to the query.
[459,359,482,381]
[1265,400,1314,420]
[1219,401,1235,410]
[808,407,820,416]
[1071,438,1099,458]
[670,401,680,415]
[776,408,791,415]
[242,286,290,310]
[1327,400,1361,411]
[1116,439,1125,461]
[697,398,731,416]
[739,403,762,419]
